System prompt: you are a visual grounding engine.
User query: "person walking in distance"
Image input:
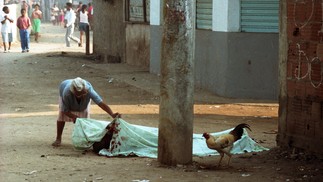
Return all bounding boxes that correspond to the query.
[51,4,59,25]
[75,1,82,29]
[64,2,80,47]
[87,3,93,30]
[31,4,42,43]
[59,9,65,26]
[78,4,89,47]
[17,8,31,53]
[1,6,14,53]
[21,1,29,16]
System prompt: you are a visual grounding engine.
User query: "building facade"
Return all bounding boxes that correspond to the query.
[94,0,279,100]
[150,0,279,100]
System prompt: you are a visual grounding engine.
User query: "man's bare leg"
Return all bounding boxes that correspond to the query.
[52,121,65,146]
[35,32,39,43]
[3,42,7,52]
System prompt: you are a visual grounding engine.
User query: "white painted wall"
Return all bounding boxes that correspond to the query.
[212,0,240,32]
[150,0,163,26]
[227,0,240,32]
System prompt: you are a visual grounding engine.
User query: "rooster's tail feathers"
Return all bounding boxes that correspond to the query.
[229,123,251,141]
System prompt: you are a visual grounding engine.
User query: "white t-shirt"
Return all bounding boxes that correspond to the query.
[65,10,76,27]
[79,11,88,24]
[0,13,13,33]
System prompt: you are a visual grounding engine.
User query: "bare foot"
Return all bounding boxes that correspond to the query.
[52,140,61,147]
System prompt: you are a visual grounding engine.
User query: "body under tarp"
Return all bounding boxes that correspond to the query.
[72,118,268,158]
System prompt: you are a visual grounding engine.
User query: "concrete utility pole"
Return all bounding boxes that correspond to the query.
[158,0,195,165]
[277,0,288,148]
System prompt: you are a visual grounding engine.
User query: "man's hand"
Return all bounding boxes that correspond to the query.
[111,113,121,119]
[73,116,78,123]
[97,102,121,119]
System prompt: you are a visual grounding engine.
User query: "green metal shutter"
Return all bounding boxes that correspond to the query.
[241,0,279,33]
[196,0,212,30]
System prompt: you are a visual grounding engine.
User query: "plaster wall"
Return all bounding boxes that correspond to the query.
[150,27,279,100]
[125,24,150,68]
[93,0,125,63]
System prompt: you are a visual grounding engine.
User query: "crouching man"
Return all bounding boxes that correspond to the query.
[52,77,120,147]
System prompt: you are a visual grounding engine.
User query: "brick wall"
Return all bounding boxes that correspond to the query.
[279,0,323,154]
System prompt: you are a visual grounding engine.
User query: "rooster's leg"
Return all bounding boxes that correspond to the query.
[218,153,224,167]
[226,153,232,166]
[222,147,233,166]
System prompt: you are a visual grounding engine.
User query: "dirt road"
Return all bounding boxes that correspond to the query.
[0,24,322,182]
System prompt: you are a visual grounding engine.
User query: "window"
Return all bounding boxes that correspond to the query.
[196,0,212,30]
[125,0,150,23]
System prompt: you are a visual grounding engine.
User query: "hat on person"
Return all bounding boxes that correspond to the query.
[70,77,85,93]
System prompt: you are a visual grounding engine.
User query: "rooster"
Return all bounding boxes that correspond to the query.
[202,123,251,167]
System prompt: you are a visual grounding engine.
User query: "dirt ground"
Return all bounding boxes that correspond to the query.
[0,24,322,182]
